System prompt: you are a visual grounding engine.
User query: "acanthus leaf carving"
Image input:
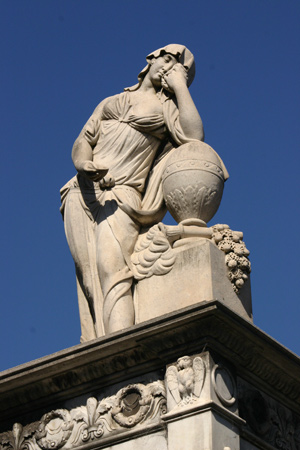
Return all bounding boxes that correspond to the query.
[165,182,218,223]
[71,397,106,443]
[0,423,38,450]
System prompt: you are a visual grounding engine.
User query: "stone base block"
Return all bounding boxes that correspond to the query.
[134,238,252,323]
[166,409,242,450]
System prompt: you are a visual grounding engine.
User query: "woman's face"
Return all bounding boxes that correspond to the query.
[148,53,178,87]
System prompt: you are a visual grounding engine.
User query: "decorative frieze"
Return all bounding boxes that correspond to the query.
[238,379,300,450]
[0,381,166,450]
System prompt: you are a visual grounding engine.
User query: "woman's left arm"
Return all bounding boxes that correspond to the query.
[162,64,204,141]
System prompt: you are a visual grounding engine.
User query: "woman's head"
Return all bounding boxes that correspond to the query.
[125,44,195,92]
[146,53,179,89]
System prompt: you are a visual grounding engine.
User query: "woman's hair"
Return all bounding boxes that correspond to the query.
[125,44,195,92]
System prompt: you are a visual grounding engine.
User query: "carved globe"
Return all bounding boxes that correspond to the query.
[162,141,225,224]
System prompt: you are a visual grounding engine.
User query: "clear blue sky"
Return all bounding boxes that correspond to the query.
[1,0,299,371]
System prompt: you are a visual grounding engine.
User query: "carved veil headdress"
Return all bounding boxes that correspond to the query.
[125,44,196,92]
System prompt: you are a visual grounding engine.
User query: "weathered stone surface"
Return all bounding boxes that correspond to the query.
[166,411,243,450]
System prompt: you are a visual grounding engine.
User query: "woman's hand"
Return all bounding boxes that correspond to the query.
[78,160,108,182]
[161,63,188,93]
[99,172,115,188]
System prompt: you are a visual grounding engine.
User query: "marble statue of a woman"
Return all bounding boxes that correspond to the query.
[61,44,205,342]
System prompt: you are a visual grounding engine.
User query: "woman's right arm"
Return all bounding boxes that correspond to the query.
[72,101,108,181]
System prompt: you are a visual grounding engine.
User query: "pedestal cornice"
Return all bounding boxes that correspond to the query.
[0,301,299,432]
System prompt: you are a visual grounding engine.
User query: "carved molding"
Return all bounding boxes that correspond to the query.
[0,381,166,450]
[139,312,300,407]
[1,304,299,432]
[163,159,224,181]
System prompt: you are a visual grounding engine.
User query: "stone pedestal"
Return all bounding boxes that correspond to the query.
[1,302,299,450]
[134,238,252,323]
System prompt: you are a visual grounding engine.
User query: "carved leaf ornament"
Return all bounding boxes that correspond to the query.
[165,182,218,223]
[71,397,105,442]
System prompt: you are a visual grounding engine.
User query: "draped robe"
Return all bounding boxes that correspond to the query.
[61,91,220,341]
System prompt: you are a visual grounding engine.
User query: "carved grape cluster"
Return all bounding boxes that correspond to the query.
[212,224,251,293]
